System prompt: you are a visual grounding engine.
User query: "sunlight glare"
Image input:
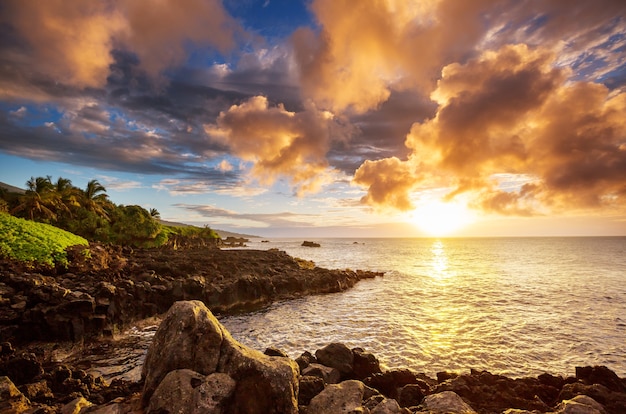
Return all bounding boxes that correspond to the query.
[411,200,475,236]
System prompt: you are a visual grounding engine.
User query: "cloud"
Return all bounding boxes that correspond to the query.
[0,0,239,90]
[117,0,239,79]
[354,43,626,215]
[204,96,353,195]
[292,0,626,114]
[292,0,495,113]
[175,203,320,228]
[2,0,125,89]
[154,178,266,198]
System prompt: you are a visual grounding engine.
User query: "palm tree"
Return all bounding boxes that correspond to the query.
[82,179,110,219]
[54,177,80,217]
[11,176,58,221]
[149,208,161,220]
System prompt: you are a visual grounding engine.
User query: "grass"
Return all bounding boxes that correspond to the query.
[0,212,88,268]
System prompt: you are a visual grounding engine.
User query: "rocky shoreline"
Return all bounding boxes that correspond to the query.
[1,245,625,413]
[0,244,382,344]
[2,300,625,414]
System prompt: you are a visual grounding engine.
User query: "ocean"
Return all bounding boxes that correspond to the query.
[219,237,626,378]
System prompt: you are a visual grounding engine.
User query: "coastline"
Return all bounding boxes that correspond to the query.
[0,244,382,344]
[2,300,625,413]
[2,244,626,413]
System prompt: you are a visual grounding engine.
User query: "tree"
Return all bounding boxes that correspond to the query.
[110,205,163,247]
[54,177,80,219]
[11,176,58,221]
[149,208,161,219]
[82,179,110,219]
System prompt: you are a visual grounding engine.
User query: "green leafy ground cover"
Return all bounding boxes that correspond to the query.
[0,212,88,267]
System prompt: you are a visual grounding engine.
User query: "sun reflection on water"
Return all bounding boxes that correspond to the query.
[430,239,455,279]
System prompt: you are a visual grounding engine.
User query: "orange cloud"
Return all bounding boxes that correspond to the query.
[205,96,349,195]
[3,0,125,88]
[2,0,238,89]
[352,157,418,211]
[293,0,494,113]
[118,0,238,79]
[354,43,626,215]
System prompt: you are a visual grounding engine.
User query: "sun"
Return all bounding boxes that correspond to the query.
[410,200,475,236]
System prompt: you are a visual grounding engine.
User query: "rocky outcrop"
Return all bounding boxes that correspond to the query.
[3,297,626,413]
[141,300,300,414]
[302,241,321,247]
[0,246,383,343]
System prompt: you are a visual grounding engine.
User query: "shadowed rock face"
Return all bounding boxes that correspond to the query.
[0,245,383,344]
[141,300,300,414]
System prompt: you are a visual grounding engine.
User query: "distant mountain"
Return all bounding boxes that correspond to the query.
[158,220,260,239]
[214,229,261,239]
[0,181,25,194]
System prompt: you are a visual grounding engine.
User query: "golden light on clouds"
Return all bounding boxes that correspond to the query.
[1,0,625,235]
[354,43,626,220]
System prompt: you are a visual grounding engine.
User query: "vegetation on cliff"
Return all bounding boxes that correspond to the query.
[0,175,219,250]
[0,212,88,267]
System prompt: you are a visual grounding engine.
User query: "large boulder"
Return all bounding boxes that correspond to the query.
[352,347,382,380]
[216,332,300,414]
[315,343,354,378]
[147,369,236,414]
[306,380,365,414]
[141,300,224,402]
[141,300,299,414]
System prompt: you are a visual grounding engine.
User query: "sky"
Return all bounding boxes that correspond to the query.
[1,0,626,238]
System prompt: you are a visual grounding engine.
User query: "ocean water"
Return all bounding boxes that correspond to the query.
[219,237,626,378]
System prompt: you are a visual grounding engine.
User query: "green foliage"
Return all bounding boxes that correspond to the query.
[0,212,88,267]
[1,175,221,249]
[109,205,164,247]
[160,224,220,248]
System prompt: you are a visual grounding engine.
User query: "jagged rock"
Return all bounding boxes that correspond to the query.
[141,301,224,402]
[19,379,54,402]
[264,347,289,357]
[302,363,341,384]
[216,328,300,414]
[555,395,606,414]
[61,396,92,414]
[421,391,477,413]
[302,241,321,247]
[315,342,354,377]
[299,375,325,406]
[364,369,420,400]
[0,376,31,414]
[398,383,425,408]
[147,369,236,414]
[306,380,365,414]
[559,383,613,405]
[1,352,43,385]
[295,351,317,371]
[142,300,299,414]
[352,347,382,380]
[576,366,626,393]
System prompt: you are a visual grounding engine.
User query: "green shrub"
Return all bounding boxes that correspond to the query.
[0,212,88,267]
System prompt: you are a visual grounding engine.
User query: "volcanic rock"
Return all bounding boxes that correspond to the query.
[141,300,299,414]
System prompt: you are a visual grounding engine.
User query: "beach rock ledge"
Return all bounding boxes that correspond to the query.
[0,245,383,344]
